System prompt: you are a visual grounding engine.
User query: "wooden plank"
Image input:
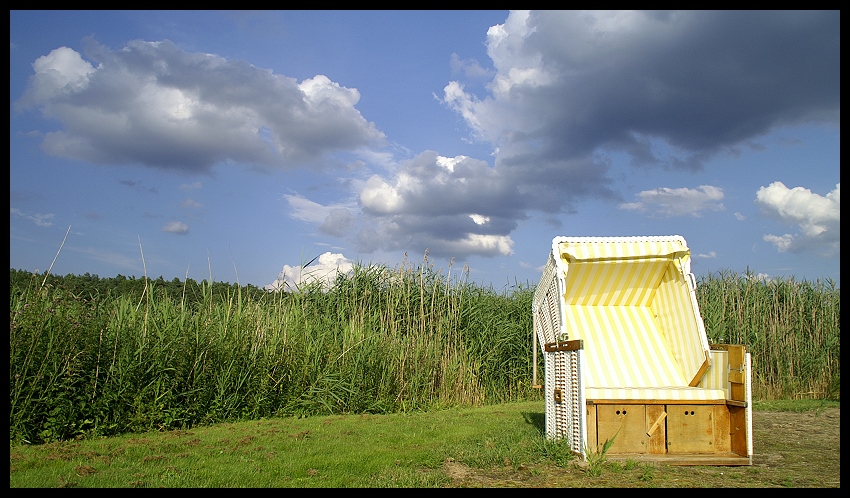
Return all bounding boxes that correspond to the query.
[667,405,715,454]
[729,405,748,457]
[713,404,732,453]
[730,382,746,403]
[646,405,667,454]
[606,453,751,466]
[586,404,598,451]
[727,345,745,385]
[645,409,667,437]
[596,405,647,454]
[544,339,584,352]
[688,350,712,387]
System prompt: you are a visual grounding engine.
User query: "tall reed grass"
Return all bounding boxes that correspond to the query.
[9,263,839,445]
[696,270,840,401]
[9,257,536,444]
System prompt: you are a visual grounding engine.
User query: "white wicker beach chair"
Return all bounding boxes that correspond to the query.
[532,236,752,465]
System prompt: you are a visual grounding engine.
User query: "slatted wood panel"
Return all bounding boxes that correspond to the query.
[543,348,587,455]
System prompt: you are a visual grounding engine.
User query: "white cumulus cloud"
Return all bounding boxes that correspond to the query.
[755,181,839,255]
[16,40,385,172]
[265,251,354,292]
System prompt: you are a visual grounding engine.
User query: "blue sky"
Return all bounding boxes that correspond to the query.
[10,11,840,290]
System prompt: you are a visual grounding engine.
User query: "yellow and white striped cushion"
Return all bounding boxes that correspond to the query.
[586,386,727,401]
[652,262,708,382]
[565,304,687,387]
[698,350,730,397]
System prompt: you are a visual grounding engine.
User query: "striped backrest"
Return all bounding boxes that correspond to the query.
[563,304,686,387]
[554,236,710,388]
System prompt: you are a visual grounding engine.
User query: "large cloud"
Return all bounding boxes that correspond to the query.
[444,10,839,178]
[16,40,385,172]
[358,151,521,257]
[357,11,839,259]
[390,10,839,260]
[286,151,523,258]
[755,182,840,256]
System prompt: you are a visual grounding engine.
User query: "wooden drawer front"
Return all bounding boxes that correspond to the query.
[596,405,648,454]
[667,405,715,453]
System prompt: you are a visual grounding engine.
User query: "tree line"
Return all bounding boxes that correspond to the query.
[9,268,271,305]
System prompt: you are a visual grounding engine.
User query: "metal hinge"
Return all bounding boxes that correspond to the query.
[553,388,564,403]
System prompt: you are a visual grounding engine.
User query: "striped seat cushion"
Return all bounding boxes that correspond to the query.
[587,386,727,401]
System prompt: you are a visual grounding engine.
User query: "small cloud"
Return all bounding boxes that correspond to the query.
[519,261,547,273]
[762,233,795,252]
[10,207,54,227]
[747,272,772,282]
[695,251,717,259]
[181,198,203,209]
[161,221,189,234]
[119,179,158,194]
[619,185,725,217]
[180,181,203,190]
[733,212,745,221]
[265,251,354,292]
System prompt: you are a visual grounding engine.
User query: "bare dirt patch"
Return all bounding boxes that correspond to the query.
[442,407,840,488]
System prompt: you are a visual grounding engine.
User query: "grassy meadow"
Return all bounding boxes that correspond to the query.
[9,399,841,488]
[9,260,840,446]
